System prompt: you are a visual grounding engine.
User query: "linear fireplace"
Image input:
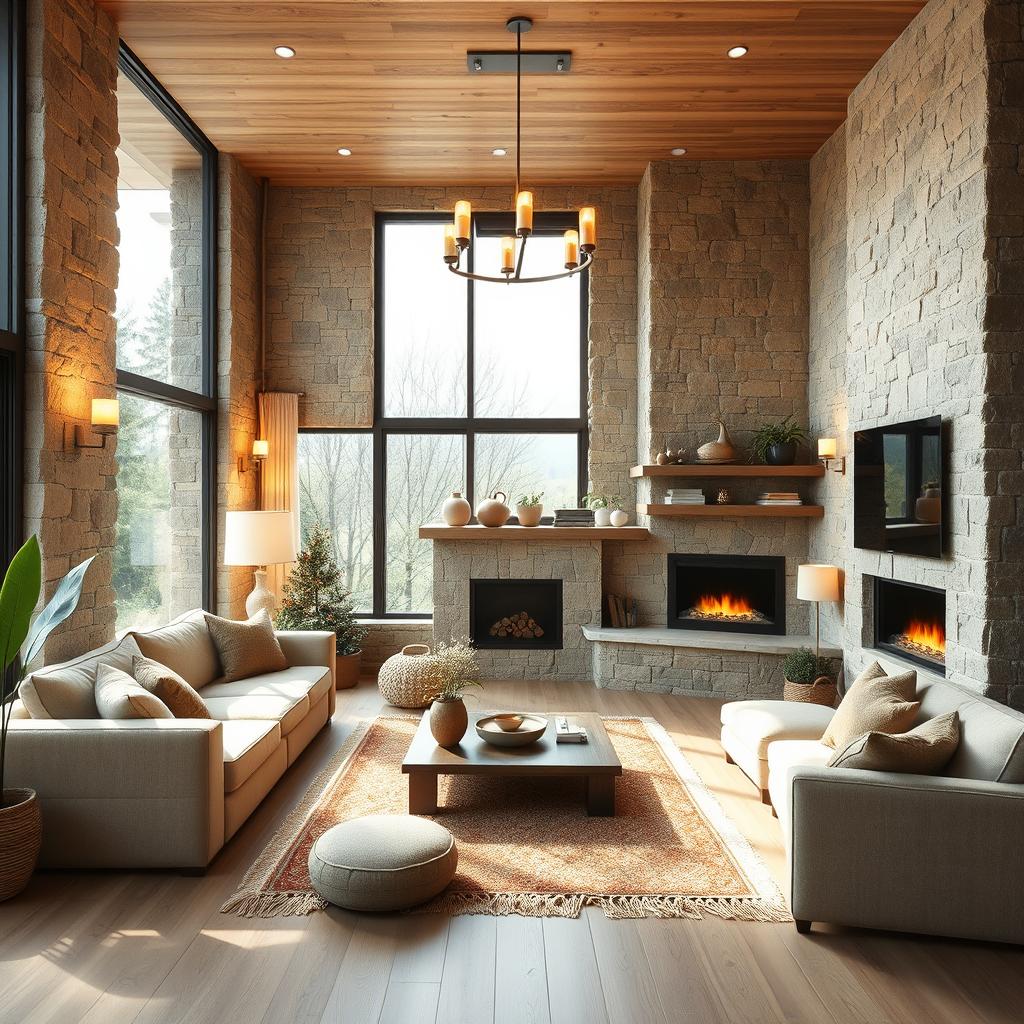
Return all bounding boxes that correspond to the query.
[470,579,563,651]
[667,554,786,636]
[873,577,946,674]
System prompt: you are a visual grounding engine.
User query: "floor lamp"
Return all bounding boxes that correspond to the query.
[797,564,841,660]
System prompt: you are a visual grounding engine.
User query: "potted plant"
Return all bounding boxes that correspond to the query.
[424,638,481,747]
[782,647,838,707]
[275,526,368,689]
[750,416,807,465]
[583,493,621,528]
[516,492,544,528]
[0,536,94,901]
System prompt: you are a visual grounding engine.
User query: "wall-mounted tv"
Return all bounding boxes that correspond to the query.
[853,416,944,558]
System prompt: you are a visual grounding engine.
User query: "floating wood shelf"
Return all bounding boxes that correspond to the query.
[630,464,825,479]
[419,524,651,541]
[581,625,842,659]
[638,503,824,519]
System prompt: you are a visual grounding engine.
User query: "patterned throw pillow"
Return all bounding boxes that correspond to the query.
[829,711,960,775]
[203,609,289,683]
[95,664,173,720]
[821,661,919,750]
[132,655,212,719]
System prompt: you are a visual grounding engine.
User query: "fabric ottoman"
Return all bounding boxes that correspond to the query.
[307,814,457,911]
[720,700,835,804]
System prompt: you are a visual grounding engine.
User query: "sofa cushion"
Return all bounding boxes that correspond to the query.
[202,692,310,736]
[204,610,288,683]
[767,739,833,831]
[201,665,331,708]
[95,665,173,720]
[720,700,835,758]
[133,656,211,719]
[133,610,221,690]
[222,720,282,793]
[822,663,919,750]
[829,712,961,775]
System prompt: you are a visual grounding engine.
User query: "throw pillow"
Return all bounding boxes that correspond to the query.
[132,655,211,719]
[18,670,98,720]
[95,664,173,720]
[829,711,961,775]
[822,661,920,750]
[203,609,288,683]
[132,610,222,689]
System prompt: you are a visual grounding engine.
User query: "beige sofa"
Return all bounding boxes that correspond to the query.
[5,610,336,870]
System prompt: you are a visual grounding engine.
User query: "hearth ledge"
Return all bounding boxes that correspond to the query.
[582,625,842,659]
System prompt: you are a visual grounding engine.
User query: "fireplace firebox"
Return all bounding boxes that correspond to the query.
[667,554,786,636]
[873,577,946,674]
[470,579,563,650]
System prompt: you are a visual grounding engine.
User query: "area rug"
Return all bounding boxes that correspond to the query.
[221,715,789,921]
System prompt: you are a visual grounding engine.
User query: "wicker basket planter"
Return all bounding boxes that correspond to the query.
[783,675,838,708]
[0,789,42,902]
[378,644,440,709]
[335,650,362,690]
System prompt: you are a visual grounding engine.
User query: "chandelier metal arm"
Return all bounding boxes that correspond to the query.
[447,249,594,285]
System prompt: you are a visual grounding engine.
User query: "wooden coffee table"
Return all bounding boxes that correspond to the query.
[401,712,623,816]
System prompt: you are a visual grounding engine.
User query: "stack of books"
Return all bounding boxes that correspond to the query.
[553,508,596,527]
[555,716,589,744]
[755,491,803,506]
[665,488,705,505]
[606,593,638,628]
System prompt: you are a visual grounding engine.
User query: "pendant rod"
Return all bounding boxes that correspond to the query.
[515,24,521,201]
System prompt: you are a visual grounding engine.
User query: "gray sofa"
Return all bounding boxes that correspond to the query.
[5,609,336,870]
[764,675,1024,944]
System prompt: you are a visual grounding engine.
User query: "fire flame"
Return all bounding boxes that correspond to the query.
[903,619,946,656]
[694,593,755,618]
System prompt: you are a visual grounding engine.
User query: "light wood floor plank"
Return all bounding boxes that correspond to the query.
[436,914,497,1024]
[318,914,399,1024]
[495,915,550,1024]
[587,907,668,1024]
[634,919,725,1023]
[388,912,450,985]
[379,981,440,1024]
[541,915,611,1024]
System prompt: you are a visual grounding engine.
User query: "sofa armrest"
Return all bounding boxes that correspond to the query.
[276,629,336,689]
[4,718,225,869]
[789,766,1024,943]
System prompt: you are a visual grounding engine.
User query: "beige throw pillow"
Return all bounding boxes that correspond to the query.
[829,711,960,775]
[822,661,919,750]
[95,664,173,720]
[19,671,98,719]
[133,656,211,719]
[203,609,288,683]
[132,611,222,689]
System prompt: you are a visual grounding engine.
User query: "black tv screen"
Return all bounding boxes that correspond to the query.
[853,416,943,558]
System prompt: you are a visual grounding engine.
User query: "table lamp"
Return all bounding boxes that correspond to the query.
[224,510,297,617]
[797,563,841,659]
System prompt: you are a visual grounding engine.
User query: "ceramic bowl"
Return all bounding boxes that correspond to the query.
[492,713,525,732]
[476,714,548,747]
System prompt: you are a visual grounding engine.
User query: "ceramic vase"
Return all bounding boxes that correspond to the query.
[594,507,612,527]
[610,509,628,527]
[516,503,543,527]
[696,421,738,463]
[430,697,469,747]
[442,491,472,526]
[476,491,510,528]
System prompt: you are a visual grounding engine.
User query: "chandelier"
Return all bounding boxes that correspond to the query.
[443,17,597,284]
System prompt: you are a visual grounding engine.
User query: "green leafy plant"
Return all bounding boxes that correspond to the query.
[0,536,95,805]
[582,493,622,511]
[275,526,368,656]
[750,416,807,463]
[516,492,544,507]
[423,638,482,702]
[783,647,836,684]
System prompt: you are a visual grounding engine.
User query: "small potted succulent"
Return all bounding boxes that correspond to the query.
[583,493,622,528]
[750,416,807,465]
[516,492,544,528]
[782,647,838,707]
[424,638,481,747]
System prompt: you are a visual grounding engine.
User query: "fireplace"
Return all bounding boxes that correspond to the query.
[873,577,946,674]
[667,554,786,636]
[470,579,563,651]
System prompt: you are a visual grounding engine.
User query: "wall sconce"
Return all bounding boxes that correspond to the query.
[818,438,845,475]
[239,439,269,474]
[69,398,119,449]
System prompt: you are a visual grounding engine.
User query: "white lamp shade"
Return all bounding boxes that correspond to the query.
[797,563,841,603]
[817,437,837,458]
[91,397,119,432]
[224,510,297,566]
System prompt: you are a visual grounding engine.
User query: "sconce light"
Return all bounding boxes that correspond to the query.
[818,438,845,475]
[70,398,119,449]
[239,439,269,474]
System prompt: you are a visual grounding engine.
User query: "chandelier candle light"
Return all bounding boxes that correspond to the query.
[444,17,597,284]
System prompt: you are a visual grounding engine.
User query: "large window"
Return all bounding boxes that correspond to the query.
[300,212,588,617]
[113,45,216,630]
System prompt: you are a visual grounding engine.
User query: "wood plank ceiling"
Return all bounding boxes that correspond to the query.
[97,1,927,186]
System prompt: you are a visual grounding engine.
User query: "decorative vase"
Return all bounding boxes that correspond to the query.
[245,569,276,618]
[610,509,628,527]
[516,503,543,527]
[377,644,438,708]
[593,507,612,527]
[0,789,41,902]
[335,650,362,690]
[442,491,472,526]
[783,675,838,708]
[716,488,731,505]
[655,451,668,466]
[430,697,468,747]
[476,491,510,528]
[696,421,738,463]
[915,485,941,524]
[765,442,797,465]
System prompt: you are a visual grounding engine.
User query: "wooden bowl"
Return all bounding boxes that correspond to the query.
[476,714,548,748]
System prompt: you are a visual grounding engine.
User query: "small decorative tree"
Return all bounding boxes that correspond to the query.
[275,526,367,656]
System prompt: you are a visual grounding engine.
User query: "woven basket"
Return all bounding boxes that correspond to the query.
[0,789,42,902]
[783,675,838,708]
[378,644,439,709]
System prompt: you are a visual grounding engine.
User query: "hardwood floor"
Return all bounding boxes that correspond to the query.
[3,680,1022,1024]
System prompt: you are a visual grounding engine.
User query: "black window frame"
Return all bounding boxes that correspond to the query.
[114,42,219,614]
[301,210,589,620]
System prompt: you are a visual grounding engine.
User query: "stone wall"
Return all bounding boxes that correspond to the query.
[24,0,120,661]
[361,620,433,673]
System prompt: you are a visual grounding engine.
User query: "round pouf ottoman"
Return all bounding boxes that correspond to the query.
[308,814,458,912]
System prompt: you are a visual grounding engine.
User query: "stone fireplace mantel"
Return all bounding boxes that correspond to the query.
[419,524,650,542]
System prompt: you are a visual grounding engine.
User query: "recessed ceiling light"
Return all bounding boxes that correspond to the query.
[670,147,687,157]
[274,45,296,59]
[727,45,748,59]
[492,148,507,157]
[337,147,352,157]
